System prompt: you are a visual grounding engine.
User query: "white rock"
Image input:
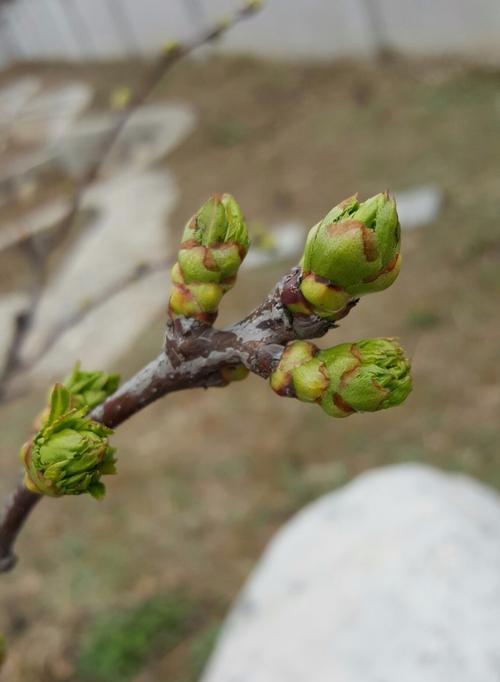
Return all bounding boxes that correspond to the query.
[13,99,195,380]
[54,103,196,177]
[0,77,41,128]
[395,185,443,230]
[0,150,60,206]
[0,198,72,253]
[21,168,176,372]
[202,464,500,682]
[25,269,167,379]
[8,82,93,146]
[244,222,304,270]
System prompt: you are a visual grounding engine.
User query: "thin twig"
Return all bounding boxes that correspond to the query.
[0,483,40,573]
[0,237,46,400]
[0,256,173,405]
[0,266,343,572]
[65,0,261,191]
[19,256,173,377]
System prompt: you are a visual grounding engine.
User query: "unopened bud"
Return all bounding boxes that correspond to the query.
[270,338,411,418]
[22,385,116,499]
[292,192,401,319]
[169,194,249,323]
[64,363,120,411]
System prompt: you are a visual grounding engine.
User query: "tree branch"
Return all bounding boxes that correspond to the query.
[0,267,351,572]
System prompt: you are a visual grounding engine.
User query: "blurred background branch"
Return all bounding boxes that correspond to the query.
[0,0,263,403]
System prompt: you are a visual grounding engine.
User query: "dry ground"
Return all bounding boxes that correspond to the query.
[0,55,499,681]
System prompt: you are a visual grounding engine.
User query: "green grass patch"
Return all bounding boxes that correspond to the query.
[405,309,443,330]
[76,593,196,682]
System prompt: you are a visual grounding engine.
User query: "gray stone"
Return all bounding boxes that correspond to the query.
[244,221,304,270]
[10,99,195,381]
[0,79,92,205]
[0,198,72,253]
[0,77,41,129]
[20,168,177,374]
[7,82,92,147]
[25,269,168,379]
[53,104,195,176]
[202,464,500,682]
[0,150,60,207]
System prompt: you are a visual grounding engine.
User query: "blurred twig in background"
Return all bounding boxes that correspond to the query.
[20,255,174,374]
[0,0,264,404]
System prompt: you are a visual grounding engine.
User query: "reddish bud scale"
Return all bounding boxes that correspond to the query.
[284,193,401,320]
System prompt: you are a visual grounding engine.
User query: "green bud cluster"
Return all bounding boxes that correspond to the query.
[22,385,116,499]
[63,363,120,410]
[288,193,401,319]
[270,338,411,417]
[34,363,120,430]
[169,194,250,323]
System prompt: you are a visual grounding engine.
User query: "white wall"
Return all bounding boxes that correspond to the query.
[1,0,500,67]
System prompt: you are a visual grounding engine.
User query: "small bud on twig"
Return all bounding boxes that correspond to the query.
[63,363,120,411]
[288,193,401,319]
[169,194,250,323]
[22,385,116,499]
[271,338,411,417]
[110,86,131,111]
[34,364,120,430]
[245,0,264,13]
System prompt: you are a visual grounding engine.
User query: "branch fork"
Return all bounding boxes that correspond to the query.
[0,187,412,573]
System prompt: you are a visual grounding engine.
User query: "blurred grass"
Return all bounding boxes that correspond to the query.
[405,309,443,330]
[189,623,221,681]
[76,594,195,682]
[0,55,499,681]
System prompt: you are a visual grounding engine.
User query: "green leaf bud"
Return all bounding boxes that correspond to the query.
[63,362,120,410]
[270,338,411,418]
[177,246,221,285]
[181,194,249,255]
[295,192,401,319]
[291,356,329,402]
[34,363,120,430]
[22,385,116,499]
[169,194,249,323]
[269,341,318,396]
